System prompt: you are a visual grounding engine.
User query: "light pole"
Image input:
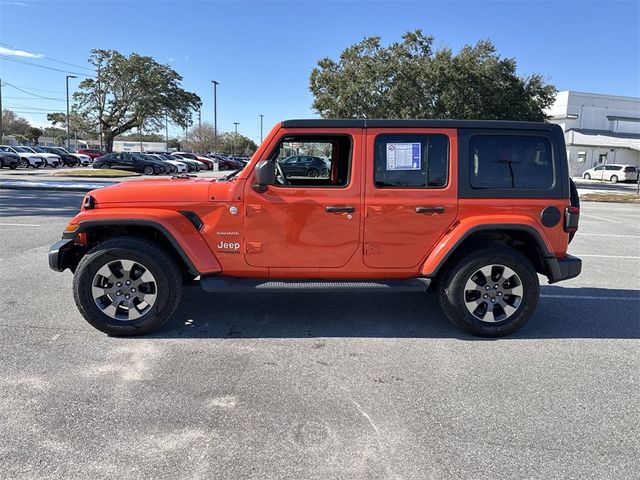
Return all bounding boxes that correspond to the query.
[0,76,3,144]
[233,122,239,157]
[65,75,77,150]
[211,80,218,154]
[260,114,264,143]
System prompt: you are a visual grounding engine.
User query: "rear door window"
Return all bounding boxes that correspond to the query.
[470,135,553,189]
[374,134,449,188]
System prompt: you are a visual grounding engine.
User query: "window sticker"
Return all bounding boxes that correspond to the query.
[386,143,421,170]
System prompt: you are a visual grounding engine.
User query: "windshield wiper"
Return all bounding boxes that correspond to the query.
[224,169,241,180]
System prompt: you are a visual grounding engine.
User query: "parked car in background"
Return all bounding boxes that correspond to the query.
[163,154,205,172]
[45,146,92,166]
[77,148,105,159]
[173,151,214,170]
[93,152,167,175]
[0,145,45,168]
[39,146,80,167]
[20,146,62,168]
[0,149,20,169]
[277,155,329,178]
[203,154,237,170]
[148,154,188,173]
[582,164,639,183]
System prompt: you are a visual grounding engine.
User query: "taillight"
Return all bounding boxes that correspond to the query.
[564,206,580,232]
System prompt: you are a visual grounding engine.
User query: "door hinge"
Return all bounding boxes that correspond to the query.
[246,204,262,216]
[246,242,263,254]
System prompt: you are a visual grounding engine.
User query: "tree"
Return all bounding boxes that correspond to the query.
[64,49,201,152]
[185,123,215,153]
[116,132,164,142]
[309,30,556,121]
[218,132,257,156]
[26,127,43,145]
[47,112,97,140]
[167,138,181,150]
[43,126,68,146]
[2,109,31,136]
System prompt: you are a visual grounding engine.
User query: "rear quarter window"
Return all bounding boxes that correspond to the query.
[470,135,553,189]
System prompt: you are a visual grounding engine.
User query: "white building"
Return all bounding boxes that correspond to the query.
[112,141,168,153]
[546,91,640,177]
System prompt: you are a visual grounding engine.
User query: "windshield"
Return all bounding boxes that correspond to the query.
[13,147,29,153]
[32,147,47,153]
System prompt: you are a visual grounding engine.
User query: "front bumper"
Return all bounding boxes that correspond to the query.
[546,254,582,284]
[48,239,82,272]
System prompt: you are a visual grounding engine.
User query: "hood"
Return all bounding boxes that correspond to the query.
[88,177,238,205]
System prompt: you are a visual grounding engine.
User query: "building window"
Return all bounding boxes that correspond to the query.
[577,151,587,163]
[598,153,608,164]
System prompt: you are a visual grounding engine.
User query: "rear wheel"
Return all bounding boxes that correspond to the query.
[438,246,539,337]
[19,158,29,168]
[307,168,319,178]
[583,173,591,180]
[73,237,182,336]
[610,175,618,183]
[101,164,110,170]
[143,165,154,175]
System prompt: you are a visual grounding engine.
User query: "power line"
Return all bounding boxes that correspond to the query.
[5,103,64,111]
[3,96,66,102]
[0,55,95,77]
[5,110,64,115]
[0,42,96,73]
[3,82,67,101]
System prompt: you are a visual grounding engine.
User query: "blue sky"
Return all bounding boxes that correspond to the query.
[1,0,638,142]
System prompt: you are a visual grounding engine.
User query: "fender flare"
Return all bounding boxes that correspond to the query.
[421,218,560,281]
[63,212,222,275]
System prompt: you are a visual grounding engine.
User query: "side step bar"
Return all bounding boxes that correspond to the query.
[200,276,430,293]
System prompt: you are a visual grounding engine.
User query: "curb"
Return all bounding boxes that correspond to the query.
[0,180,116,192]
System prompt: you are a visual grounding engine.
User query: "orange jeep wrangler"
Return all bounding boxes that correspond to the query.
[49,120,581,337]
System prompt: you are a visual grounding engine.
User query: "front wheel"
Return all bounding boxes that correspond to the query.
[583,173,591,180]
[438,247,539,337]
[143,166,154,175]
[19,158,29,168]
[610,175,618,184]
[307,168,319,178]
[73,237,183,336]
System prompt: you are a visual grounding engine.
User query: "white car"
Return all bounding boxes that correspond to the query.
[149,154,188,173]
[54,147,92,166]
[21,146,61,168]
[0,145,45,168]
[582,164,639,183]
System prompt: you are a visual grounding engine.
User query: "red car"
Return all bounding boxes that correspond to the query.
[77,148,105,159]
[173,151,214,170]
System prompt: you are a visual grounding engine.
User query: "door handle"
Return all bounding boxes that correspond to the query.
[415,206,445,214]
[326,206,355,213]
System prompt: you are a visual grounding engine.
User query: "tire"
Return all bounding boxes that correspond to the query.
[101,164,110,170]
[9,164,17,170]
[610,175,618,184]
[307,168,319,178]
[33,163,40,169]
[143,166,154,175]
[73,237,183,336]
[438,246,539,337]
[583,173,591,180]
[19,158,28,168]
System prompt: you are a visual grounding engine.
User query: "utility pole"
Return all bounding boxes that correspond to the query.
[0,76,3,144]
[233,122,239,156]
[260,114,264,143]
[165,113,169,146]
[65,75,77,150]
[198,108,201,128]
[211,80,218,154]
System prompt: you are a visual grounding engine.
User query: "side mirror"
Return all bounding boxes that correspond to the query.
[253,160,275,192]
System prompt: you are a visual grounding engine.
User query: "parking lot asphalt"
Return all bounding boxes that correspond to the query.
[1,190,638,480]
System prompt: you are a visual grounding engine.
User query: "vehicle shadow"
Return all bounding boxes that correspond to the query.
[0,190,83,217]
[150,285,639,340]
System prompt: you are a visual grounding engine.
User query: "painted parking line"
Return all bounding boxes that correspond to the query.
[578,233,640,238]
[573,254,640,259]
[581,213,640,227]
[541,294,639,301]
[0,223,42,227]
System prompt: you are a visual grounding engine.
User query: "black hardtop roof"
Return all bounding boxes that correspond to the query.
[281,119,555,130]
